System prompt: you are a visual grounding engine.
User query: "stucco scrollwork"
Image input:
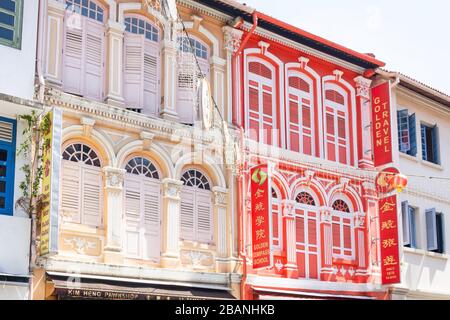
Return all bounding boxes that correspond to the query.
[223,26,244,53]
[103,167,125,190]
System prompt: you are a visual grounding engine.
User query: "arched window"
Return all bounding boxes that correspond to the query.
[123,156,161,261]
[271,187,282,248]
[61,143,103,227]
[177,36,210,124]
[324,84,350,165]
[287,72,314,155]
[246,58,276,146]
[296,192,316,206]
[123,16,160,116]
[331,199,353,259]
[180,169,213,243]
[63,0,105,101]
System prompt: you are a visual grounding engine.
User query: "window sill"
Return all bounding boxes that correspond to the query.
[403,247,448,260]
[399,152,419,162]
[420,160,443,171]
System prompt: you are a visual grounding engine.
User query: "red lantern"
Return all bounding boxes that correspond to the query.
[390,174,408,193]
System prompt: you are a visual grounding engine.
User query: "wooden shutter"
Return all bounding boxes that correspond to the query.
[397,109,410,152]
[124,34,144,111]
[408,207,417,248]
[124,175,141,257]
[143,41,159,116]
[0,120,13,143]
[196,189,213,243]
[81,166,102,227]
[84,19,104,101]
[63,14,84,95]
[61,161,81,224]
[142,179,160,260]
[180,187,195,240]
[426,208,438,251]
[421,125,427,160]
[177,54,195,124]
[431,126,439,164]
[401,201,411,246]
[408,113,417,156]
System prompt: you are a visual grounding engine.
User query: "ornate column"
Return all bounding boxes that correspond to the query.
[354,76,374,168]
[282,200,297,278]
[354,212,367,272]
[103,167,126,263]
[223,26,243,123]
[213,186,229,272]
[161,178,183,267]
[105,20,125,107]
[160,36,179,121]
[362,180,381,277]
[319,206,333,280]
[44,0,66,87]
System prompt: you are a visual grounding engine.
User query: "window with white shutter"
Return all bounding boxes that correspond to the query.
[0,118,16,216]
[61,143,102,227]
[246,58,277,146]
[177,36,210,124]
[124,157,161,261]
[63,0,105,101]
[426,208,445,254]
[324,85,350,165]
[123,16,160,116]
[287,72,314,155]
[180,169,213,243]
[331,200,354,259]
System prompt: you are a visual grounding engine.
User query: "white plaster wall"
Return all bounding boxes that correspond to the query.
[0,0,39,100]
[0,284,29,300]
[395,87,450,299]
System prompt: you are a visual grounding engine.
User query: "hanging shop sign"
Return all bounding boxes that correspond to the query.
[40,108,63,256]
[372,82,393,167]
[379,194,401,285]
[250,164,273,269]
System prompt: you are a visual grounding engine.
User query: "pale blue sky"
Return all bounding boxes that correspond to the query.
[241,0,450,94]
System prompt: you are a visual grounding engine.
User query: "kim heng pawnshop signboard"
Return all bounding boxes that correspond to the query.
[250,164,273,269]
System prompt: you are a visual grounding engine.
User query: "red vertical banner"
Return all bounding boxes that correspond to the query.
[379,195,401,285]
[372,82,393,167]
[250,164,272,269]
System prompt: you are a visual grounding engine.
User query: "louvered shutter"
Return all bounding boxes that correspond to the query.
[143,41,159,116]
[81,166,102,227]
[180,187,195,240]
[431,126,439,164]
[408,113,417,156]
[426,208,438,251]
[84,19,104,101]
[142,179,161,260]
[0,120,13,143]
[408,207,417,248]
[124,34,144,111]
[421,125,427,160]
[61,161,81,223]
[63,13,84,95]
[124,175,141,257]
[177,54,196,124]
[401,201,410,246]
[397,109,410,152]
[196,189,213,243]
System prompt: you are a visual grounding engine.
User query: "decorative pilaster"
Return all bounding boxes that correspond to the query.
[160,39,179,121]
[362,181,380,273]
[354,212,367,270]
[213,186,229,272]
[223,26,243,123]
[103,167,126,260]
[210,56,227,117]
[161,178,183,267]
[319,207,333,278]
[355,76,374,168]
[105,20,125,107]
[44,0,66,86]
[282,200,297,278]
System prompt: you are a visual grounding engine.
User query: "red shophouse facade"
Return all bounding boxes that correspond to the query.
[229,9,393,300]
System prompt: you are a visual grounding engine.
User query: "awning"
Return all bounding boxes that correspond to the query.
[47,274,236,300]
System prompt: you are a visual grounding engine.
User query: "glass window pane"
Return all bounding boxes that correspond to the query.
[89,1,95,10]
[0,149,7,161]
[0,197,5,209]
[89,10,95,20]
[0,26,14,41]
[0,181,5,193]
[0,165,6,177]
[0,0,16,12]
[81,7,88,17]
[0,12,15,27]
[97,12,103,22]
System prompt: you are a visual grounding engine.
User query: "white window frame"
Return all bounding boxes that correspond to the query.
[330,198,355,260]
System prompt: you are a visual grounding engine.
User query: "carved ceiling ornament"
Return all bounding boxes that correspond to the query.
[103,167,126,190]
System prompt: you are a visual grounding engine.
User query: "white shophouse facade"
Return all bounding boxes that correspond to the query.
[381,71,450,299]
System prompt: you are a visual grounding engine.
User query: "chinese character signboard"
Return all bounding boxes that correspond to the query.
[372,82,393,167]
[250,164,272,269]
[379,194,401,285]
[40,108,62,256]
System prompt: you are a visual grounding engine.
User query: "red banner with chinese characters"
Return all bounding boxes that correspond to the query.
[250,164,272,269]
[379,195,401,285]
[372,82,393,167]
